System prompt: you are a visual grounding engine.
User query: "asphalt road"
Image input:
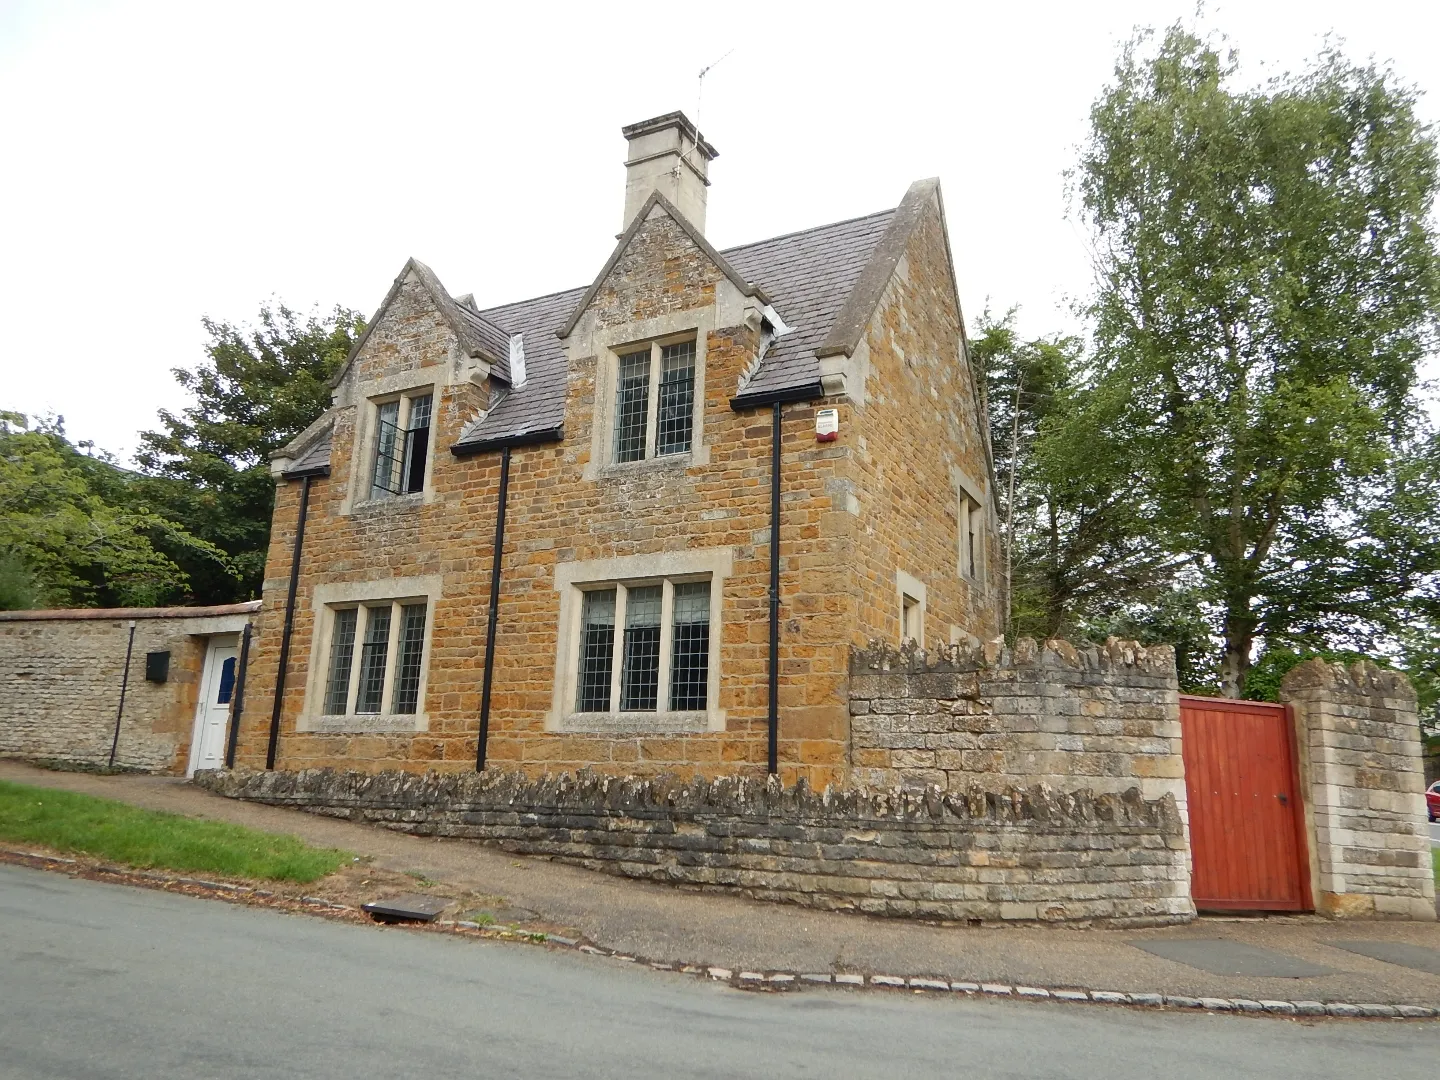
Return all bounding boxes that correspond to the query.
[1430,821,1440,846]
[2,865,1438,1080]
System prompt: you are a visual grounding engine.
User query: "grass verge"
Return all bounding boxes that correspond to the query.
[1433,847,1439,887]
[0,780,350,884]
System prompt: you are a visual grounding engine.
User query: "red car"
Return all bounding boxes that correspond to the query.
[1427,782,1440,822]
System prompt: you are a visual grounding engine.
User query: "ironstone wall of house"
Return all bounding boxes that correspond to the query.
[847,637,1186,809]
[1281,659,1437,919]
[0,604,257,774]
[195,766,1195,926]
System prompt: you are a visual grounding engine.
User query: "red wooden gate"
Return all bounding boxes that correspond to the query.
[1178,696,1311,911]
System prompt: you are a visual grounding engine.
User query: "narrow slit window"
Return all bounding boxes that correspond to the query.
[669,582,710,711]
[959,496,983,581]
[322,608,358,715]
[390,603,428,714]
[655,341,695,455]
[354,606,392,713]
[577,589,617,712]
[402,394,432,495]
[620,585,662,711]
[614,351,650,463]
[902,594,921,645]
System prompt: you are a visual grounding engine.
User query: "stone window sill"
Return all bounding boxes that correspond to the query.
[298,712,429,734]
[594,453,695,480]
[351,491,426,515]
[559,709,711,734]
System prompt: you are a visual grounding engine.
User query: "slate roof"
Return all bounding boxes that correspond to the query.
[725,209,894,401]
[455,286,588,450]
[456,303,516,383]
[283,431,333,477]
[452,203,899,451]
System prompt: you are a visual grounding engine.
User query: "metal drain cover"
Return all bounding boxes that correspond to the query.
[362,894,451,922]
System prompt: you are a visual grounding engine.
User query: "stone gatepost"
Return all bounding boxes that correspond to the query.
[1281,659,1435,920]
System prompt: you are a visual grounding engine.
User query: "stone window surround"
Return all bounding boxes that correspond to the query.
[341,372,441,516]
[583,309,713,480]
[298,575,443,733]
[896,569,927,648]
[953,467,987,586]
[548,548,733,733]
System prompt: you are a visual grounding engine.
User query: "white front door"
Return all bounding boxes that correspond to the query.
[188,636,239,776]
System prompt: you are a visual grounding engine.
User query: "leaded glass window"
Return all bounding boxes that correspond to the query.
[390,603,428,714]
[614,351,650,463]
[656,341,695,455]
[355,606,392,713]
[322,608,358,715]
[371,391,433,498]
[371,400,402,498]
[609,338,697,463]
[570,577,714,719]
[577,589,616,712]
[619,585,661,710]
[669,582,709,710]
[317,598,432,719]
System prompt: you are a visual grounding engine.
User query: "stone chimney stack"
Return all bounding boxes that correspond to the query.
[621,112,717,234]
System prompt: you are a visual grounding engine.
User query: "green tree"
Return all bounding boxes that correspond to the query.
[1076,27,1440,696]
[0,551,41,611]
[136,303,363,603]
[0,412,230,608]
[973,310,1184,645]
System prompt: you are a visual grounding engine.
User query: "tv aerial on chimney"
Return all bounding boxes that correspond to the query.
[680,47,734,177]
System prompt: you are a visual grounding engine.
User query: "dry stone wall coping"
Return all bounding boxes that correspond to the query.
[196,766,1194,927]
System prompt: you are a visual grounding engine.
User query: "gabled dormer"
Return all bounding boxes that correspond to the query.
[273,258,511,513]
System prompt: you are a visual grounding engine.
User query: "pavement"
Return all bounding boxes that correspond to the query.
[3,864,1437,1080]
[5,760,1440,1009]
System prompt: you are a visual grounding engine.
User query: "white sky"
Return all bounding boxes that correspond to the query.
[2,0,1438,462]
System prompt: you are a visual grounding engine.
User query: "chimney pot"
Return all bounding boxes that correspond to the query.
[620,111,717,234]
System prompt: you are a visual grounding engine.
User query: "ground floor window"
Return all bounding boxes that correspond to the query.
[575,577,712,715]
[321,599,429,716]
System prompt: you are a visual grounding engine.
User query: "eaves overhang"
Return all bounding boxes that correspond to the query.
[450,425,565,457]
[728,381,825,412]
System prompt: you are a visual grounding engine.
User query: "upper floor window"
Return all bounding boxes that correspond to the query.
[371,391,432,499]
[613,339,696,463]
[321,599,430,717]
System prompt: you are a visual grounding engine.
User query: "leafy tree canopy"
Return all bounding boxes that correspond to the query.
[136,303,363,603]
[0,412,231,608]
[1074,25,1440,696]
[973,310,1187,649]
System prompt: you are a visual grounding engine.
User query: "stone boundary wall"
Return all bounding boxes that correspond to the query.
[848,638,1185,810]
[1282,659,1436,920]
[0,604,256,773]
[195,767,1195,926]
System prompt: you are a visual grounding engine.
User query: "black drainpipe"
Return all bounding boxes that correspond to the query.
[266,474,311,770]
[768,401,782,776]
[225,620,253,768]
[475,446,512,771]
[107,620,137,768]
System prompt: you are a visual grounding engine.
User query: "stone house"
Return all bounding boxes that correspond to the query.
[237,112,1000,787]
